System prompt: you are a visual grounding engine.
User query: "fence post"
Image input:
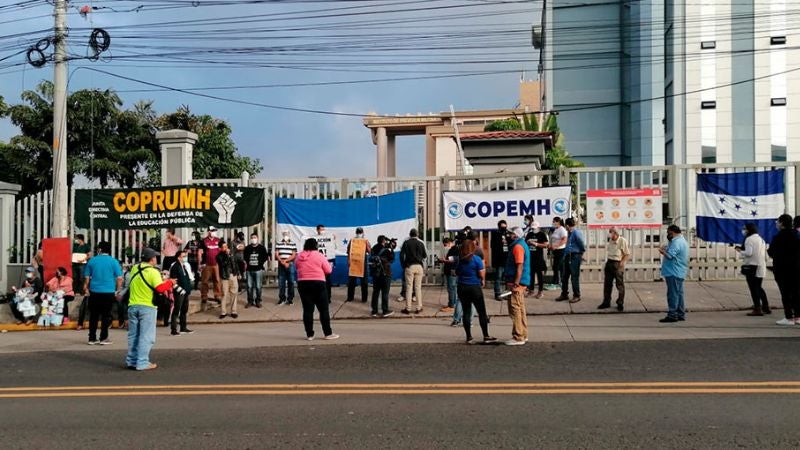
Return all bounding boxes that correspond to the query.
[558,165,569,186]
[157,129,198,244]
[0,182,22,294]
[241,171,250,188]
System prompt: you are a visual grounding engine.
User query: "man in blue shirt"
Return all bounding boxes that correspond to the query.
[82,241,123,345]
[658,225,689,323]
[556,218,586,303]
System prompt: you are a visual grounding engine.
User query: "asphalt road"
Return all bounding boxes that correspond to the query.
[2,338,800,449]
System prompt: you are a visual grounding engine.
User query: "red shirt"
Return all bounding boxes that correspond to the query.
[203,237,221,266]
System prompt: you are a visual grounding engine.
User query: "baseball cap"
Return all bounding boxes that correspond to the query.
[24,266,36,273]
[141,248,160,261]
[208,226,217,232]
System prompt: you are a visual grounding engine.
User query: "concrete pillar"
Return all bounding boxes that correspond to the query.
[157,129,198,242]
[0,181,22,294]
[376,127,388,178]
[387,135,397,177]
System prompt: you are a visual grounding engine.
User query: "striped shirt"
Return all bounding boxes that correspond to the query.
[275,240,297,261]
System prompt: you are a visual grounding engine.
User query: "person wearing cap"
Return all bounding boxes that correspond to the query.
[658,225,689,323]
[490,220,510,300]
[82,241,123,345]
[199,227,223,307]
[599,227,631,312]
[127,248,174,371]
[346,227,371,303]
[555,218,586,304]
[525,218,548,299]
[503,227,530,346]
[9,267,44,324]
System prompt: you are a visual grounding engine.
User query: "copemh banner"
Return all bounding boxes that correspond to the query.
[443,186,572,231]
[75,185,265,230]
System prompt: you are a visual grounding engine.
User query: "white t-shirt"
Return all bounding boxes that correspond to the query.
[549,226,568,250]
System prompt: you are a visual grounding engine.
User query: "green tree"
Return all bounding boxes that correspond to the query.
[154,105,262,180]
[483,117,522,132]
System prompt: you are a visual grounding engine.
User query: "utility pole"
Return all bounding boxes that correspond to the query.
[51,0,69,237]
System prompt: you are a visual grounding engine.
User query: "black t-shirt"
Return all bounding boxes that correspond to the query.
[526,231,548,262]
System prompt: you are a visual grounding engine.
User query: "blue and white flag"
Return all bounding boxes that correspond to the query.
[276,190,416,282]
[696,169,785,244]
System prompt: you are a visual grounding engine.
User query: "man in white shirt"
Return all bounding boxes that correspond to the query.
[547,217,568,290]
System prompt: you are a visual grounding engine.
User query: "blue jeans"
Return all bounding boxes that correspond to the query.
[278,263,296,302]
[246,270,263,305]
[493,266,505,297]
[446,275,458,308]
[665,276,686,319]
[561,254,582,297]
[126,305,157,370]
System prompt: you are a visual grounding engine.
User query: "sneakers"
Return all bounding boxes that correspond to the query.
[466,338,478,345]
[171,330,180,336]
[396,296,405,303]
[180,329,194,334]
[534,291,544,299]
[277,300,286,305]
[382,311,395,318]
[659,317,679,323]
[87,340,98,346]
[450,320,461,327]
[371,313,379,318]
[306,336,315,341]
[504,339,526,346]
[219,314,227,319]
[543,284,559,291]
[776,318,795,326]
[483,336,498,343]
[98,340,113,345]
[415,308,423,314]
[323,334,340,340]
[401,308,411,315]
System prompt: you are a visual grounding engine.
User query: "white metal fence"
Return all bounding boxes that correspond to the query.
[10,162,800,282]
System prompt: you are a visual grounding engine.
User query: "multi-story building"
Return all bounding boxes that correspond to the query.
[542,0,800,167]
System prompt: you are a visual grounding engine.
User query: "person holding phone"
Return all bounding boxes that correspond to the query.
[736,223,770,316]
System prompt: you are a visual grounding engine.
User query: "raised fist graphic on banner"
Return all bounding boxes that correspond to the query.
[213,193,237,224]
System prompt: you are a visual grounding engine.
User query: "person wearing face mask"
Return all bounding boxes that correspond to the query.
[243,233,269,308]
[525,220,548,299]
[184,231,204,289]
[658,225,689,323]
[346,227,371,303]
[216,242,241,319]
[199,227,223,308]
[490,220,510,300]
[736,223,770,317]
[161,228,183,271]
[169,251,194,336]
[547,217,568,290]
[9,267,45,324]
[555,218,586,304]
[767,214,800,326]
[275,230,298,305]
[46,267,75,319]
[598,227,630,312]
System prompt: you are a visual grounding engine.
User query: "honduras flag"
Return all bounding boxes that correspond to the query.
[276,190,416,283]
[696,169,785,244]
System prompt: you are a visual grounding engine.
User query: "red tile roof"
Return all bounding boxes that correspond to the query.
[459,131,553,141]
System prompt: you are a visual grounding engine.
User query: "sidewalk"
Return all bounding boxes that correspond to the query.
[0,311,798,354]
[0,280,780,331]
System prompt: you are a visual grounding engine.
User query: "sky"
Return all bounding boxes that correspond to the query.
[0,0,537,180]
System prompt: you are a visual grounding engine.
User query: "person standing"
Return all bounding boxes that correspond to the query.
[437,237,458,316]
[369,236,395,318]
[503,227,530,346]
[767,214,800,326]
[275,231,298,305]
[161,228,183,270]
[455,240,496,345]
[658,225,689,323]
[82,241,123,345]
[547,217,568,290]
[71,234,91,294]
[127,248,173,371]
[169,251,194,336]
[346,227,371,303]
[296,238,339,340]
[243,233,269,308]
[490,220,509,300]
[184,231,203,289]
[598,227,631,312]
[556,218,586,303]
[400,228,427,314]
[199,227,223,307]
[525,220,548,299]
[216,242,241,320]
[736,223,770,316]
[314,224,337,303]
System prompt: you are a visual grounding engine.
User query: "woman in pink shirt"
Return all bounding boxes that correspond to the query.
[295,238,338,341]
[46,266,75,318]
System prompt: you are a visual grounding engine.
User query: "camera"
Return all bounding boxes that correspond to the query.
[173,285,187,297]
[388,238,398,250]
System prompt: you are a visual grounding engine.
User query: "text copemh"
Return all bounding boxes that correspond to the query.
[464,200,552,219]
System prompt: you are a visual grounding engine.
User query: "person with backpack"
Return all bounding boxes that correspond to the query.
[127,248,174,371]
[455,240,496,345]
[369,236,395,318]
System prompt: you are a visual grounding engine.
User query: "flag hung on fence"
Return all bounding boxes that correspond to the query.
[696,169,785,244]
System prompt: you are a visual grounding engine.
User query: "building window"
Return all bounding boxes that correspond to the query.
[771,36,787,45]
[701,101,716,109]
[701,41,716,49]
[772,145,787,162]
[702,146,717,164]
[771,98,787,106]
